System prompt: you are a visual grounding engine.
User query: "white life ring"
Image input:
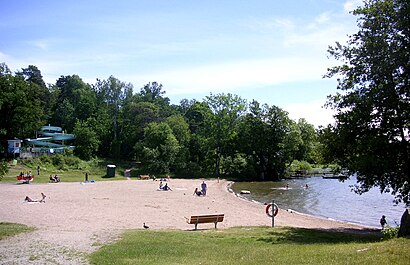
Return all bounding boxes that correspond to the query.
[265,203,279,217]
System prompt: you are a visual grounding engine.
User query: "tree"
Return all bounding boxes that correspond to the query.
[238,101,294,180]
[205,93,246,176]
[73,119,100,160]
[166,114,191,174]
[324,0,410,204]
[94,76,133,158]
[0,64,45,142]
[139,122,179,174]
[52,75,96,131]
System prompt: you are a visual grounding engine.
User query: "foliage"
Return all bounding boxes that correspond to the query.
[0,67,46,143]
[0,62,320,181]
[205,93,246,176]
[0,160,8,181]
[289,160,313,171]
[323,0,410,204]
[1,157,125,183]
[21,154,81,171]
[382,225,400,240]
[89,226,410,265]
[139,122,179,174]
[73,119,100,160]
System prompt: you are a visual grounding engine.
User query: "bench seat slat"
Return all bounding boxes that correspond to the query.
[186,214,224,229]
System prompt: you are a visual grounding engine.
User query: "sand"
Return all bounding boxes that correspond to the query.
[0,179,375,264]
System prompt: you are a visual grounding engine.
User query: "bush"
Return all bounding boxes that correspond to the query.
[52,155,66,169]
[64,156,81,168]
[39,155,52,165]
[381,225,399,240]
[290,160,313,171]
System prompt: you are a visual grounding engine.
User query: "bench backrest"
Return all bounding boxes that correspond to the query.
[188,214,224,224]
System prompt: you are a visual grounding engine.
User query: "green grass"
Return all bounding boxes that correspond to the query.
[0,222,34,240]
[89,227,409,265]
[1,157,129,183]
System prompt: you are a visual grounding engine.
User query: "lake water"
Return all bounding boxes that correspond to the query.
[231,176,407,228]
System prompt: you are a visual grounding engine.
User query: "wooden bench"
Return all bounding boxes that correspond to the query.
[185,214,224,230]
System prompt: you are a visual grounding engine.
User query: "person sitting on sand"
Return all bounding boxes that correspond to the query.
[193,188,202,196]
[50,175,56,182]
[54,175,60,182]
[163,183,172,191]
[159,181,163,190]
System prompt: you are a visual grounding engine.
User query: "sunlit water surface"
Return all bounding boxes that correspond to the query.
[231,176,406,228]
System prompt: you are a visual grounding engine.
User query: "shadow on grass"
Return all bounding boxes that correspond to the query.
[258,227,382,245]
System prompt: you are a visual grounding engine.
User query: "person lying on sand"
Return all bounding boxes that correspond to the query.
[25,196,37,202]
[24,193,47,203]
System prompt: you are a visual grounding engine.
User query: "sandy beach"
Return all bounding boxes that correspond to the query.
[0,179,374,264]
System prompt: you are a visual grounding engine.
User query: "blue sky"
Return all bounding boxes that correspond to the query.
[0,0,363,127]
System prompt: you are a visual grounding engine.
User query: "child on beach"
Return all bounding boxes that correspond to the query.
[193,188,202,196]
[380,215,387,229]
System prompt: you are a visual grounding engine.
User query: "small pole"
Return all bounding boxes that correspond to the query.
[272,200,275,227]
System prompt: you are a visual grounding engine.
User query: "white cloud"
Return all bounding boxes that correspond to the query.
[344,0,363,13]
[315,12,332,24]
[285,100,336,128]
[126,56,327,97]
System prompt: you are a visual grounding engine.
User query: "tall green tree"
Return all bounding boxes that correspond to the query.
[0,63,45,142]
[324,0,410,204]
[94,76,133,158]
[52,75,96,131]
[73,119,100,160]
[184,101,213,175]
[238,101,294,180]
[139,122,179,174]
[166,114,191,174]
[205,93,246,176]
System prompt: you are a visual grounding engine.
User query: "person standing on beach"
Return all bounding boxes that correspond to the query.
[201,181,207,196]
[380,215,387,229]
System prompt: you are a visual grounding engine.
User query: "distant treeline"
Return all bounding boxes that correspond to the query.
[0,62,322,180]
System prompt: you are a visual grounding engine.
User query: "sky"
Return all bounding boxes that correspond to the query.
[0,0,363,128]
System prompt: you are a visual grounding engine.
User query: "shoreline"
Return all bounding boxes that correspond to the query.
[226,180,378,230]
[0,178,379,264]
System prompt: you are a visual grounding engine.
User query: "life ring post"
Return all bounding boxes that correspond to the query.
[271,200,275,227]
[265,201,279,227]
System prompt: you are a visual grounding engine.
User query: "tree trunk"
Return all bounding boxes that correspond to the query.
[398,209,410,238]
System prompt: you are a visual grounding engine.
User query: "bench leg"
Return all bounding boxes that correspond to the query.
[214,222,217,229]
[195,223,198,230]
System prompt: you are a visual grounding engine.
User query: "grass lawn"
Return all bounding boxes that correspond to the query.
[89,226,409,265]
[0,222,34,240]
[1,158,128,183]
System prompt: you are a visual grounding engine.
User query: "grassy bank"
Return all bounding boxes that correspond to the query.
[1,156,129,183]
[0,222,34,240]
[89,226,409,265]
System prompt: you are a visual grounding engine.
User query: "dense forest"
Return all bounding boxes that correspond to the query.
[0,62,320,180]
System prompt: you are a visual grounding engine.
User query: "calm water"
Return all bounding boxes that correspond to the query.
[231,176,406,228]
